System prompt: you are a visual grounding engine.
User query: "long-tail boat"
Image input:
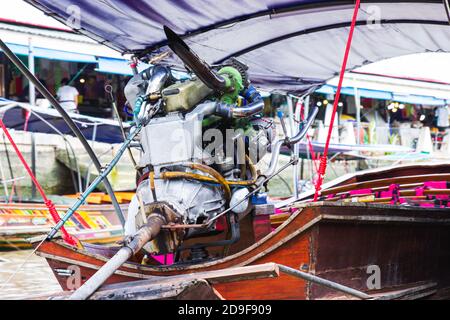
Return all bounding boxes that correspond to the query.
[31,162,450,300]
[5,0,450,301]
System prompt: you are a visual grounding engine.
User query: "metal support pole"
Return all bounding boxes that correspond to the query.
[2,132,15,191]
[300,158,304,181]
[278,264,372,300]
[303,96,314,182]
[0,150,9,202]
[354,87,361,145]
[0,38,125,226]
[287,96,299,198]
[304,96,310,120]
[28,38,36,106]
[106,85,137,168]
[85,123,98,191]
[31,133,36,199]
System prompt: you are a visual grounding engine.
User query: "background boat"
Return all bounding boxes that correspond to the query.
[0,99,138,196]
[0,201,127,250]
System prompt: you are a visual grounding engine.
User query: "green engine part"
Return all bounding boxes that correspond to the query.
[217,66,244,105]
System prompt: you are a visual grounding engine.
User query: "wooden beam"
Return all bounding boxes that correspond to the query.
[105,263,279,291]
[91,279,221,300]
[37,263,279,300]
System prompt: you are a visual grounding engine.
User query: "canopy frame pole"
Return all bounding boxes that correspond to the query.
[445,0,450,24]
[0,38,126,227]
[28,37,36,106]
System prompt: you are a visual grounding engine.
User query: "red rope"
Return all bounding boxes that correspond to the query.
[313,0,361,201]
[0,118,77,246]
[23,110,31,132]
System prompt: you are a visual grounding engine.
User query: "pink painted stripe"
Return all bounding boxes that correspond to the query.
[424,181,447,189]
[349,188,372,196]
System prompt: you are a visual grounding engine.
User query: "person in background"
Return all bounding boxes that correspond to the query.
[19,78,47,103]
[433,105,449,150]
[435,105,450,132]
[56,78,79,113]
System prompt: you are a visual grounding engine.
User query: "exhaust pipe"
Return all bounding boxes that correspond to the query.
[69,213,166,300]
[215,99,264,119]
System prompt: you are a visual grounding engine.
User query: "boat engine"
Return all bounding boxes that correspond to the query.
[124,60,273,254]
[123,26,317,261]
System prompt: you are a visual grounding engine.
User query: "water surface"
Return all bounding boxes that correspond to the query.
[0,250,62,299]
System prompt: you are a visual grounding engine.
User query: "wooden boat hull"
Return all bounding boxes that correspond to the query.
[34,202,450,300]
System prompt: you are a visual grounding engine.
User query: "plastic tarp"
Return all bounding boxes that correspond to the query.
[0,99,127,143]
[23,1,450,94]
[0,42,97,63]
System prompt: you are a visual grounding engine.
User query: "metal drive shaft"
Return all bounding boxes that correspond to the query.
[69,214,166,300]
